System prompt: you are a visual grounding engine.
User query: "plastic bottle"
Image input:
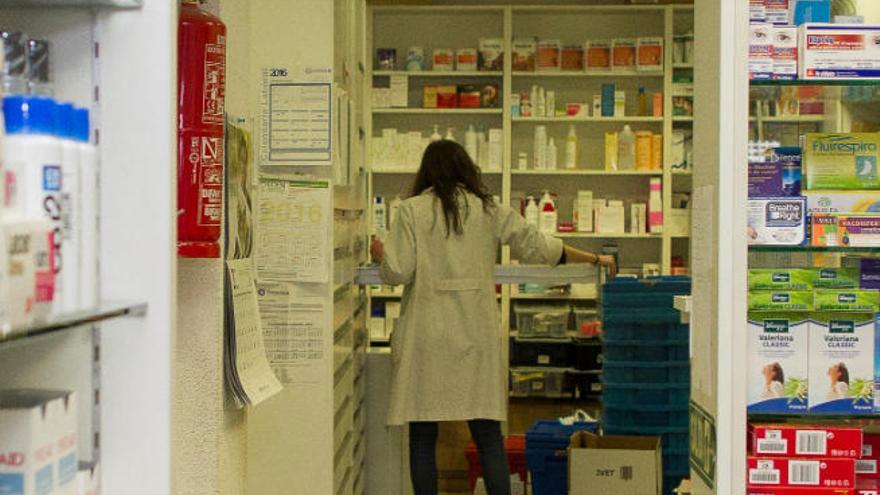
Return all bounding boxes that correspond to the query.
[373,196,386,235]
[445,127,455,141]
[465,124,478,162]
[565,125,578,169]
[73,107,97,310]
[3,95,63,317]
[55,102,80,314]
[538,191,557,235]
[524,196,539,228]
[520,95,532,118]
[430,125,441,142]
[536,87,546,118]
[533,125,547,170]
[1,31,28,96]
[649,177,663,234]
[530,85,538,116]
[26,40,52,97]
[618,124,636,170]
[546,90,555,118]
[546,137,558,170]
[638,86,647,117]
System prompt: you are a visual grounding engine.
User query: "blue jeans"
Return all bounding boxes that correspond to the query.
[409,420,511,495]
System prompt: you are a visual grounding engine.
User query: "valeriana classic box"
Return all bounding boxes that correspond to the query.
[809,312,876,414]
[748,312,810,414]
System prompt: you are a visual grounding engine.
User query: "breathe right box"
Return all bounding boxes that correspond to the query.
[748,312,810,414]
[809,312,876,414]
[804,133,880,190]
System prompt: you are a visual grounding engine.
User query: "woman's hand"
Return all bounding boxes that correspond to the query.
[371,236,385,263]
[597,255,617,280]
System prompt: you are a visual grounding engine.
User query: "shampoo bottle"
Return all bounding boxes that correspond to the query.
[73,107,98,310]
[525,196,539,228]
[538,191,557,235]
[565,125,578,169]
[618,124,636,170]
[546,138,557,170]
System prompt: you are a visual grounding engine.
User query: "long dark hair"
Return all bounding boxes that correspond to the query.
[411,140,494,236]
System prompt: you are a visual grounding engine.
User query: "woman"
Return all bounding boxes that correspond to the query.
[760,362,785,399]
[827,362,850,400]
[370,140,616,495]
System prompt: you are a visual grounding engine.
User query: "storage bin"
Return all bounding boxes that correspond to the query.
[510,367,567,398]
[601,382,689,407]
[572,306,599,334]
[601,360,690,384]
[526,419,599,495]
[603,425,689,451]
[509,337,573,367]
[602,341,689,362]
[602,405,689,429]
[466,435,527,491]
[569,371,602,398]
[514,304,570,338]
[602,317,689,342]
[573,339,602,371]
[602,276,692,308]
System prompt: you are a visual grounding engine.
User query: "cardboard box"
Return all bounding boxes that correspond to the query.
[747,313,810,414]
[749,291,814,311]
[512,38,537,71]
[0,390,77,495]
[773,26,798,79]
[749,269,813,291]
[748,488,854,495]
[805,191,880,216]
[804,134,880,190]
[568,431,661,495]
[751,23,774,80]
[856,433,880,478]
[810,312,876,414]
[748,198,807,246]
[0,220,51,336]
[812,268,861,290]
[748,456,856,488]
[749,424,863,458]
[800,24,880,80]
[811,214,880,248]
[814,291,880,312]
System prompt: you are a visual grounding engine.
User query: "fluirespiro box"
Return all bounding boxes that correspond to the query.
[814,290,880,312]
[800,24,880,80]
[748,313,809,414]
[809,313,876,414]
[750,269,814,291]
[804,134,880,190]
[750,291,814,311]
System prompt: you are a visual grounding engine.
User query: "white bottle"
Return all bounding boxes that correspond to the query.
[430,125,442,142]
[649,177,663,234]
[445,127,455,141]
[565,125,578,169]
[73,107,97,310]
[546,90,555,118]
[538,191,557,235]
[618,124,636,170]
[546,138,558,170]
[530,85,538,118]
[465,124,478,162]
[373,196,387,235]
[536,87,546,118]
[56,103,81,314]
[533,125,547,170]
[524,196,539,228]
[2,95,63,318]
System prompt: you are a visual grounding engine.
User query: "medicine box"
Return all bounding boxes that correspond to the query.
[858,434,880,478]
[636,37,663,72]
[804,134,880,190]
[749,291,813,311]
[800,24,880,79]
[809,312,876,414]
[747,456,856,488]
[814,290,879,312]
[749,424,863,458]
[773,26,798,80]
[811,214,880,248]
[512,38,537,71]
[748,488,854,495]
[766,0,792,25]
[747,313,810,414]
[611,39,636,70]
[863,259,880,290]
[812,268,860,290]
[749,269,813,290]
[0,390,78,495]
[751,0,767,23]
[585,40,611,70]
[0,220,50,336]
[750,23,774,80]
[792,1,831,25]
[748,198,807,246]
[806,191,880,216]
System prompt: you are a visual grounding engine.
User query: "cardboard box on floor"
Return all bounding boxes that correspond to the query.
[568,431,663,495]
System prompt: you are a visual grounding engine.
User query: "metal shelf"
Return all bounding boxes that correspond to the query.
[513,116,663,123]
[0,301,148,346]
[0,0,140,6]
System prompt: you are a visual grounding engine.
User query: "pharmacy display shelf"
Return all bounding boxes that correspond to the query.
[373,70,503,78]
[0,0,140,6]
[748,245,880,254]
[749,115,825,123]
[372,167,503,174]
[748,413,880,422]
[512,116,664,123]
[672,116,694,122]
[511,169,662,176]
[673,63,694,69]
[554,232,662,239]
[372,108,503,115]
[511,293,597,301]
[0,302,148,347]
[511,70,664,78]
[751,79,880,87]
[672,170,693,176]
[370,290,503,300]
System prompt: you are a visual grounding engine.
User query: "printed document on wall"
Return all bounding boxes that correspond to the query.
[225,258,283,407]
[256,177,331,283]
[257,283,327,384]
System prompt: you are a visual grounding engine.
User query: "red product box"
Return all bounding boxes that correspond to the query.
[858,478,880,495]
[748,457,856,489]
[750,424,863,458]
[748,488,854,495]
[857,434,880,479]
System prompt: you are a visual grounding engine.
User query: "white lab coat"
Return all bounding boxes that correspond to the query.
[380,189,563,425]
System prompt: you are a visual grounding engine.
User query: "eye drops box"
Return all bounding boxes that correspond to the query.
[748,313,810,413]
[749,424,863,458]
[0,390,77,495]
[747,456,856,488]
[750,23,774,80]
[809,313,876,414]
[773,26,799,80]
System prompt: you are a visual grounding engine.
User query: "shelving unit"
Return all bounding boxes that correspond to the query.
[0,302,147,346]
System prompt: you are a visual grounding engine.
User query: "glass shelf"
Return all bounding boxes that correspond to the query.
[0,301,148,346]
[751,79,880,87]
[749,245,880,254]
[0,0,141,7]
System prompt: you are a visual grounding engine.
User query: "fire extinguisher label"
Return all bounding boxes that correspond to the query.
[189,135,224,227]
[202,36,226,126]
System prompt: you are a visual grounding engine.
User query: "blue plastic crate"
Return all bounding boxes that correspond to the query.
[601,382,690,407]
[663,451,690,474]
[526,419,599,495]
[602,405,689,429]
[602,307,682,323]
[601,341,689,362]
[602,277,692,308]
[603,425,689,451]
[602,321,691,344]
[601,361,690,384]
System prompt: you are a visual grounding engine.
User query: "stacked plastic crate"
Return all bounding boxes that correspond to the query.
[600,277,692,495]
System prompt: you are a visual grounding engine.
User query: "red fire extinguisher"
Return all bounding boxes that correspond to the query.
[178,0,226,258]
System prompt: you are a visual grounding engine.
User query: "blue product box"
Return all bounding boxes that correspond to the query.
[601,84,615,117]
[793,0,831,25]
[749,162,784,198]
[775,147,802,196]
